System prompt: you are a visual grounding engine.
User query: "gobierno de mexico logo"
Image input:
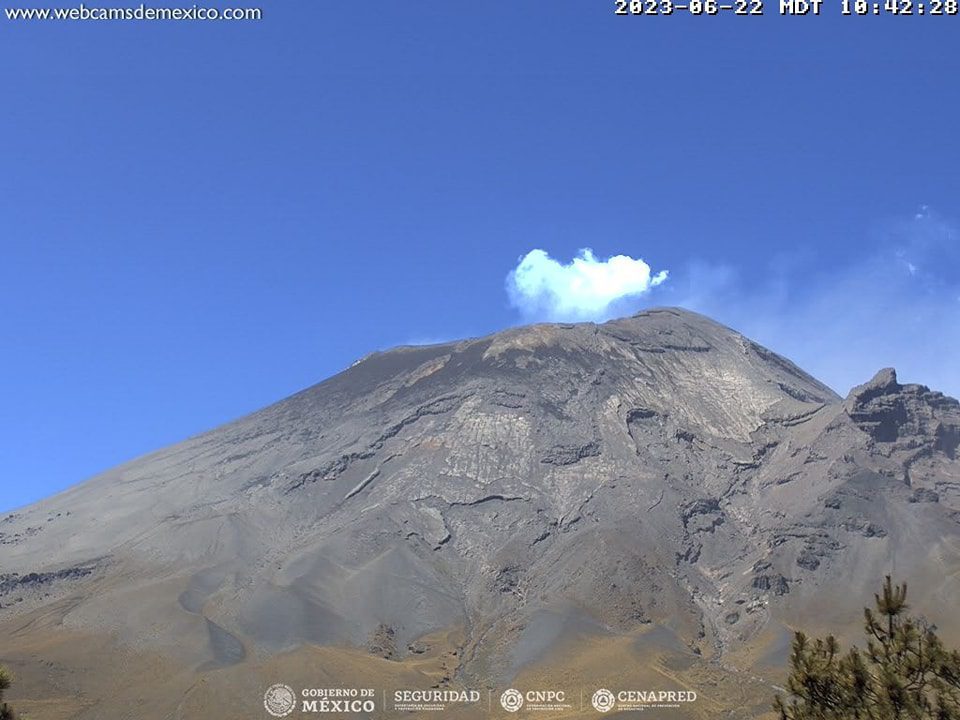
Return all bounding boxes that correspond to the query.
[263,684,297,717]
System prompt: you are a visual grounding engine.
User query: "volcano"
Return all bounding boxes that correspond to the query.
[2,308,959,719]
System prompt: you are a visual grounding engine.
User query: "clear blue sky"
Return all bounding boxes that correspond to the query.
[2,3,958,511]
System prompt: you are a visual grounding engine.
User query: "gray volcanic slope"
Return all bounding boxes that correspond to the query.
[2,307,960,718]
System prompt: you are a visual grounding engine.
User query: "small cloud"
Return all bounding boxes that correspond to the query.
[668,208,960,398]
[399,336,454,347]
[507,248,668,321]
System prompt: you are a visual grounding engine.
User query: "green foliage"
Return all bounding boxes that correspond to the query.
[0,665,14,720]
[774,577,960,720]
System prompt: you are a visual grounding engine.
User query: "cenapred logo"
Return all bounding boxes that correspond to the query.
[500,688,524,712]
[263,684,297,717]
[591,688,616,713]
[590,687,697,712]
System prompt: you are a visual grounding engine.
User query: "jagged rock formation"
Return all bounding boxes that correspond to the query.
[1,308,958,719]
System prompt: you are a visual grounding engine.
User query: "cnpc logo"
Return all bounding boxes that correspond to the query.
[499,688,568,712]
[500,689,524,712]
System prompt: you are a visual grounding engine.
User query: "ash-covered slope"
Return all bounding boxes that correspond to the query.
[2,308,959,719]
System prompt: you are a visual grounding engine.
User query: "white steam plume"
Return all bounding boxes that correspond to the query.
[507,248,668,321]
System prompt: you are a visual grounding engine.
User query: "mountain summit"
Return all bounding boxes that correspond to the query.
[2,308,958,718]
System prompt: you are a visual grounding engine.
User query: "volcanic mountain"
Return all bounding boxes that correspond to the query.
[2,308,959,719]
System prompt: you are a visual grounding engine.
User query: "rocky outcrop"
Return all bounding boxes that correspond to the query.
[845,367,960,453]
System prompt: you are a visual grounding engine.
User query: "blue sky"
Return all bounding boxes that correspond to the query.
[2,3,958,511]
